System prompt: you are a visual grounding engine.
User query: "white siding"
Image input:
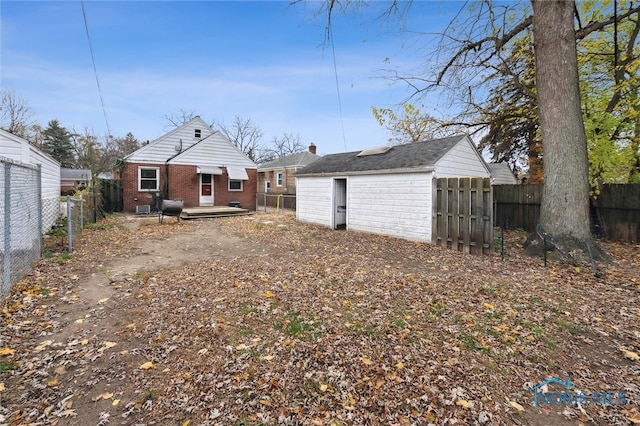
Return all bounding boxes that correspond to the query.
[0,129,61,232]
[434,137,490,178]
[488,163,518,185]
[171,132,256,169]
[0,138,22,159]
[296,176,333,228]
[347,173,433,242]
[125,117,214,164]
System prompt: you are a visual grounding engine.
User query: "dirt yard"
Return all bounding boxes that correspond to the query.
[0,212,638,425]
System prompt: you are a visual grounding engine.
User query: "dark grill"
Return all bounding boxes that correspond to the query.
[159,199,183,223]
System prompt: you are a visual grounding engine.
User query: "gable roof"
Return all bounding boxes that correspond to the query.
[0,128,60,167]
[124,116,256,169]
[258,151,321,171]
[125,116,212,162]
[170,132,257,169]
[487,163,518,185]
[295,135,471,176]
[61,168,92,180]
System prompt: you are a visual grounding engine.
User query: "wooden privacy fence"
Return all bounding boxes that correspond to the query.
[493,184,640,242]
[434,178,493,255]
[493,185,542,231]
[593,184,639,242]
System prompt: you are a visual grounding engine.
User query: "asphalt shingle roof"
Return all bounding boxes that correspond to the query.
[258,151,321,170]
[295,135,466,175]
[60,168,92,180]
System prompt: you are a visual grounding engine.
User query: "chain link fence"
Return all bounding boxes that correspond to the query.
[63,195,84,253]
[1,158,42,297]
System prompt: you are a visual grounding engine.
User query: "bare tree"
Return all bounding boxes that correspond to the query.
[0,88,35,139]
[271,132,305,156]
[71,127,101,175]
[164,109,197,128]
[214,115,264,161]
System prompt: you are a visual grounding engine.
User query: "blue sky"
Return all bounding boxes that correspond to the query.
[1,1,460,156]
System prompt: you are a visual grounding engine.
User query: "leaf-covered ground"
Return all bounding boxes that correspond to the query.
[1,212,638,425]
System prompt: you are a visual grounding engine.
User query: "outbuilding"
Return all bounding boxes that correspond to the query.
[0,128,61,233]
[295,134,491,243]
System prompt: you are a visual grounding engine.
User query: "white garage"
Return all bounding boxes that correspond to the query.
[295,135,491,243]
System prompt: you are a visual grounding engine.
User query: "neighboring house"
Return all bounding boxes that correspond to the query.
[122,117,257,212]
[60,168,92,195]
[487,162,519,185]
[295,134,490,242]
[0,129,61,233]
[258,144,321,194]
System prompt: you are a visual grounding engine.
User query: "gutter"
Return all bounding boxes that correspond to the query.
[294,166,435,178]
[163,139,183,199]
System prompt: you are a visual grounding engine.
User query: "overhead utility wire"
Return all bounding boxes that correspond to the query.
[328,21,348,152]
[80,0,112,138]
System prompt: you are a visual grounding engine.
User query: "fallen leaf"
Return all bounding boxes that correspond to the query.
[0,383,5,391]
[101,392,114,399]
[263,291,275,298]
[395,362,405,369]
[112,399,120,406]
[506,397,525,412]
[98,297,109,304]
[140,361,155,370]
[621,349,639,361]
[456,399,472,408]
[47,379,59,387]
[320,384,328,392]
[104,341,117,349]
[34,340,53,351]
[0,347,15,356]
[361,357,373,365]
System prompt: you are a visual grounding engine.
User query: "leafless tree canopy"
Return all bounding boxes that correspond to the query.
[0,88,36,139]
[164,109,198,129]
[214,115,264,161]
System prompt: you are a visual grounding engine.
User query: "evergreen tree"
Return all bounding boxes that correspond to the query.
[42,120,75,167]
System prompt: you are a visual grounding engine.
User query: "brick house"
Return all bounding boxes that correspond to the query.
[257,144,320,194]
[122,117,257,213]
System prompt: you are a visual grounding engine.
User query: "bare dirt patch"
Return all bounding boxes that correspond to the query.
[1,212,639,425]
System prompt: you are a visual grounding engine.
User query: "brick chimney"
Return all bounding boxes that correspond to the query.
[309,143,317,154]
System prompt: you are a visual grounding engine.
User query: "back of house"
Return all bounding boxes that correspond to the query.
[123,117,258,212]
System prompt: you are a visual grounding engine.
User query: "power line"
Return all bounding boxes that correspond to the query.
[328,22,348,152]
[80,0,112,138]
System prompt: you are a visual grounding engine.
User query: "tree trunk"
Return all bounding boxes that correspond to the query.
[528,0,602,258]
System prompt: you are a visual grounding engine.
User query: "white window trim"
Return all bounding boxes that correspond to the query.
[276,172,283,187]
[138,166,160,192]
[228,179,243,192]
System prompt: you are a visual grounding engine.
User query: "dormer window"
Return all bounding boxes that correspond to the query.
[194,129,201,138]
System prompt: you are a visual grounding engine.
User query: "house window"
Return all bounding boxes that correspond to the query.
[194,129,201,138]
[138,167,159,191]
[276,172,283,187]
[265,181,271,192]
[229,179,243,191]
